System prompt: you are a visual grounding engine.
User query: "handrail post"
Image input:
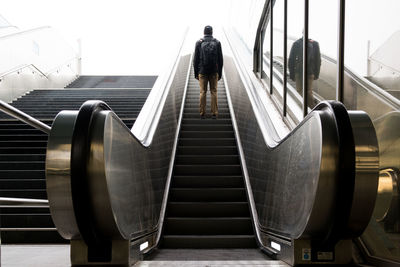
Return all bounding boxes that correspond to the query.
[303,0,309,118]
[337,0,346,102]
[283,0,288,117]
[269,0,274,94]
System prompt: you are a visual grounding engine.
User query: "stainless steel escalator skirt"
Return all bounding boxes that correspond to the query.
[45,54,191,243]
[224,55,379,244]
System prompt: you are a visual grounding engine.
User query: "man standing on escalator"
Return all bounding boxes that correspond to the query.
[194,25,223,119]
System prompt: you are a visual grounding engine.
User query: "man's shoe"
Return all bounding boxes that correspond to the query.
[212,114,217,119]
[201,115,206,119]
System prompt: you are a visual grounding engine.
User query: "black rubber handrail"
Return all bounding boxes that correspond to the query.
[70,100,112,262]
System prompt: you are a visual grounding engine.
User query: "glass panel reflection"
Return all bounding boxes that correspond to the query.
[262,22,271,84]
[344,0,400,262]
[308,0,337,107]
[271,0,284,96]
[286,0,304,115]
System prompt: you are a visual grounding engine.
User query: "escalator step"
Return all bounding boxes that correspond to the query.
[183,113,231,119]
[181,125,233,131]
[177,146,238,155]
[162,235,257,248]
[182,119,231,125]
[184,108,230,113]
[164,217,253,235]
[169,188,246,201]
[172,175,243,188]
[167,202,250,217]
[175,155,240,165]
[174,165,242,176]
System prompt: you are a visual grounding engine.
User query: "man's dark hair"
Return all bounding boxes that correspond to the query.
[204,25,213,35]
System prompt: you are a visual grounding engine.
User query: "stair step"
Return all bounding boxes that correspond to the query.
[1,214,54,227]
[167,202,249,217]
[0,86,150,245]
[0,162,45,170]
[0,124,46,129]
[0,129,44,135]
[162,235,257,248]
[0,154,45,161]
[0,141,47,147]
[164,217,253,235]
[0,179,46,189]
[0,170,45,179]
[0,207,50,214]
[0,135,48,141]
[0,189,47,199]
[1,230,66,244]
[0,148,46,154]
[169,188,246,201]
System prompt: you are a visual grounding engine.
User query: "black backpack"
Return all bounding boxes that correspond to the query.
[200,38,218,69]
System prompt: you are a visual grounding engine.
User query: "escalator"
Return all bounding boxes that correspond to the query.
[162,67,256,248]
[39,46,377,266]
[261,29,400,264]
[0,26,383,266]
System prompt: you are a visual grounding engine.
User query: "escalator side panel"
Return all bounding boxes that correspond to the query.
[224,55,379,242]
[46,55,191,242]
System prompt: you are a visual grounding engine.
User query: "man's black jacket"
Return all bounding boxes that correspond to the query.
[288,37,321,80]
[193,35,223,80]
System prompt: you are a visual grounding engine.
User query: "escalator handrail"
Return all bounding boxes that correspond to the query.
[132,28,188,147]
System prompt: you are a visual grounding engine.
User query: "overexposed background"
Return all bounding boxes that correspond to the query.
[2,0,400,76]
[1,0,231,75]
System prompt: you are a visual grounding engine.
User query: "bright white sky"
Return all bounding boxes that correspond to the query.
[2,0,231,75]
[2,0,400,76]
